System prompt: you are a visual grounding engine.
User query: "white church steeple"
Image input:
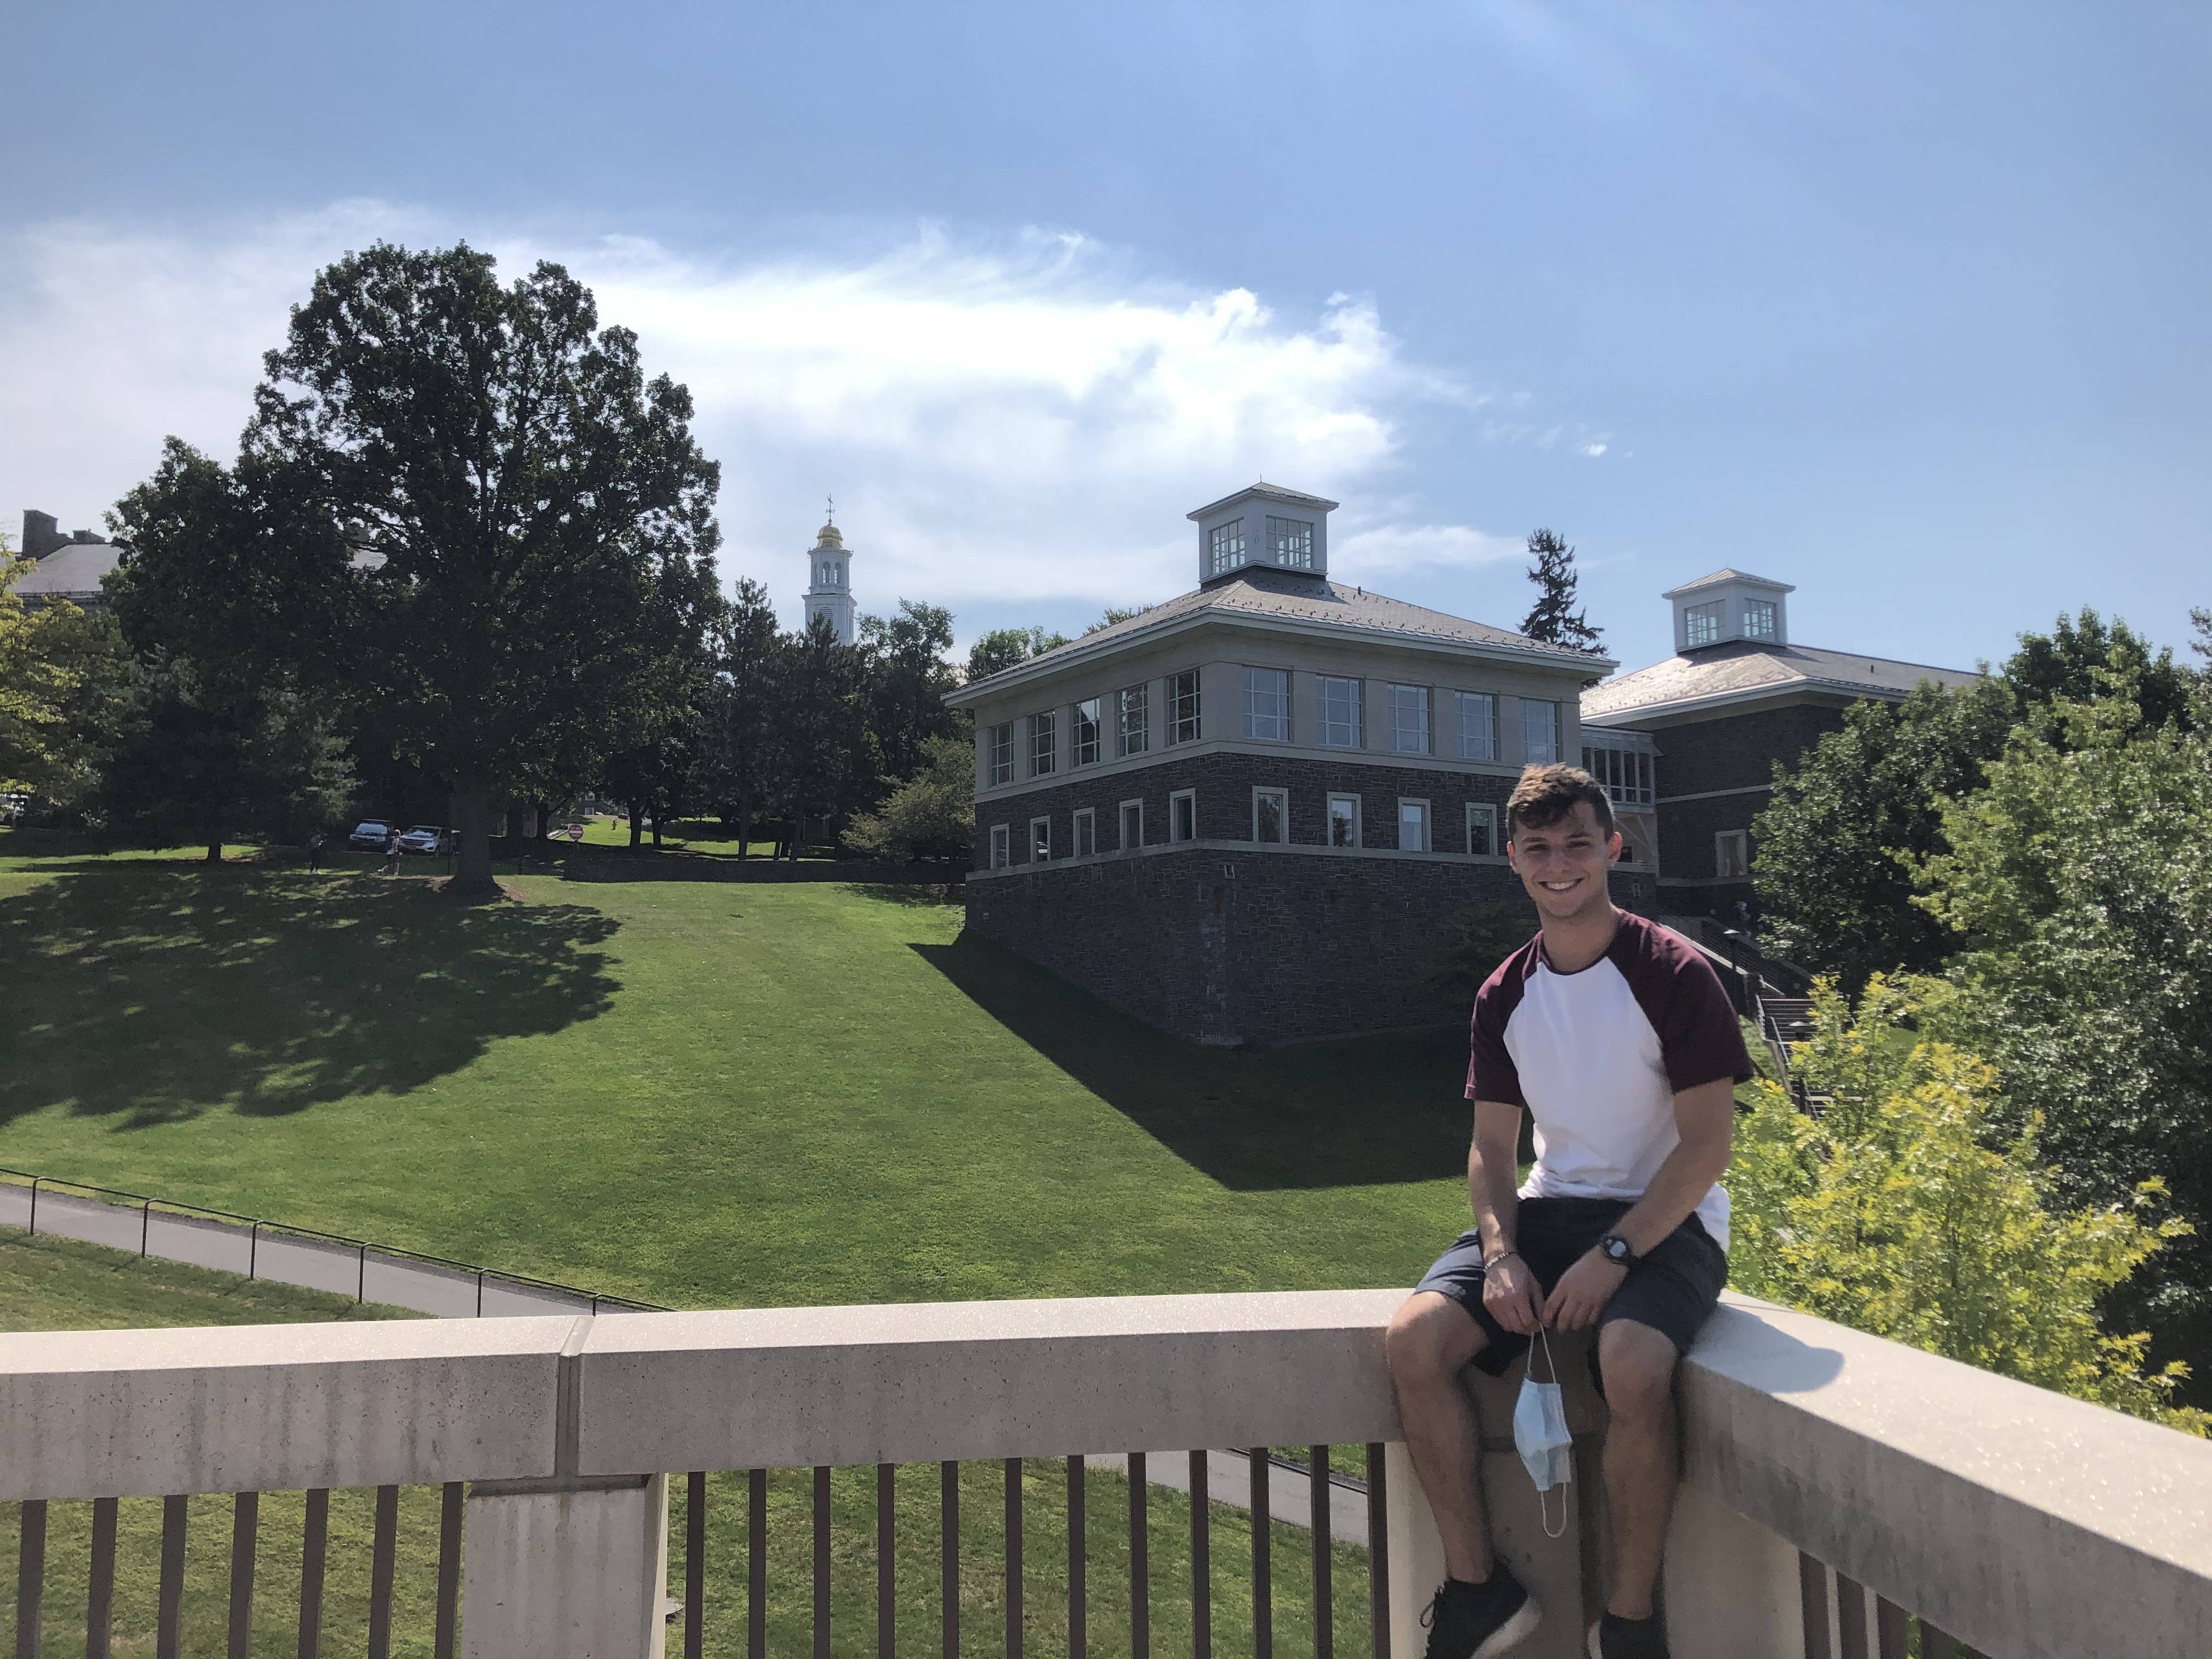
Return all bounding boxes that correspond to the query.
[802,500,857,645]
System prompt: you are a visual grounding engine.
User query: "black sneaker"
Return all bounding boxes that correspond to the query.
[1586,1612,1668,1659]
[1419,1565,1542,1659]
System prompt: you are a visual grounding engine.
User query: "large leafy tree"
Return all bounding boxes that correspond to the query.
[1516,528,1603,652]
[764,618,876,854]
[964,625,1066,684]
[859,599,958,784]
[249,242,721,895]
[0,546,130,806]
[700,578,780,855]
[843,732,974,864]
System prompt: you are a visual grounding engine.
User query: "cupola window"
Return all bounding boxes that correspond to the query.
[1743,599,1777,640]
[1207,520,1247,578]
[1266,516,1314,569]
[1684,601,1723,648]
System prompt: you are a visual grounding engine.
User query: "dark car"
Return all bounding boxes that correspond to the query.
[347,819,396,851]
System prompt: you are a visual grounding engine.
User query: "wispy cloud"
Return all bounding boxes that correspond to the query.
[0,203,1584,629]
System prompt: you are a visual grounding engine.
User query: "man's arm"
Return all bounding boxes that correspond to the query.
[1541,1076,1736,1330]
[1470,1098,1543,1335]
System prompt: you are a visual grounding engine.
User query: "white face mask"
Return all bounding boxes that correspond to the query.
[1511,1327,1572,1539]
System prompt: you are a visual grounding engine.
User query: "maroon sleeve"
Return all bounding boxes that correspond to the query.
[1617,917,1754,1091]
[1464,944,1537,1104]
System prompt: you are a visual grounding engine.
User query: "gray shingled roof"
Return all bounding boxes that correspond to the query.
[1661,567,1793,597]
[962,569,1609,696]
[1581,639,1977,721]
[14,541,120,598]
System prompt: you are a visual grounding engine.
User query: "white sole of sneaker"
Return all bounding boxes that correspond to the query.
[1474,1596,1543,1658]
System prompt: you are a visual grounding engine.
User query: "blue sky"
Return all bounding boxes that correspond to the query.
[4,3,2205,674]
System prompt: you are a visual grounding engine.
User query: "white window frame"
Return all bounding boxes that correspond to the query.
[1118,798,1144,851]
[1241,665,1290,742]
[1251,786,1289,845]
[1265,515,1314,569]
[1117,684,1149,757]
[1169,670,1201,744]
[1073,807,1096,857]
[1716,828,1748,879]
[1327,793,1362,849]
[1030,711,1057,777]
[989,823,1011,870]
[1071,698,1101,767]
[1169,788,1197,844]
[1465,802,1499,857]
[1685,601,1723,647]
[1319,676,1362,748]
[1207,519,1247,578]
[989,722,1014,787]
[1388,684,1431,756]
[1455,691,1496,762]
[1743,598,1777,641]
[1521,699,1560,766]
[1030,815,1052,864]
[1397,797,1432,854]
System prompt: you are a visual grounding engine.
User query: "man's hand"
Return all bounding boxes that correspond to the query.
[1542,1249,1628,1331]
[1482,1253,1545,1335]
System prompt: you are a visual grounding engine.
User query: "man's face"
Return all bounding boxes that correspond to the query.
[1506,799,1620,922]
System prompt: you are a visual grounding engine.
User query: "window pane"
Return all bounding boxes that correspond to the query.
[1072,698,1101,766]
[1685,602,1722,647]
[1265,515,1314,569]
[1743,599,1776,640]
[1172,793,1195,842]
[1118,685,1148,755]
[1522,699,1559,765]
[1328,796,1358,848]
[1399,800,1429,852]
[1390,685,1430,755]
[1074,812,1095,856]
[1466,805,1495,857]
[990,722,1014,786]
[990,827,1009,869]
[1120,803,1142,849]
[1319,676,1361,747]
[1456,691,1495,761]
[1031,710,1057,776]
[1171,670,1201,743]
[1242,667,1289,741]
[1207,519,1246,578]
[1255,791,1285,844]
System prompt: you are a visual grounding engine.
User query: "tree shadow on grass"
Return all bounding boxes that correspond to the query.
[0,870,620,1129]
[910,933,1470,1191]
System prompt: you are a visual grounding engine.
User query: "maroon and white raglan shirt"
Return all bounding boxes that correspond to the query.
[1466,912,1753,1248]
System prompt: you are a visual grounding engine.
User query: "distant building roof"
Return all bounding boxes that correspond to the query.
[1660,567,1796,600]
[1582,638,1976,723]
[14,540,120,601]
[950,568,1612,706]
[1184,481,1341,521]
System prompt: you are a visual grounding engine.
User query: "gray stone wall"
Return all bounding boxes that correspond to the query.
[1651,702,1844,797]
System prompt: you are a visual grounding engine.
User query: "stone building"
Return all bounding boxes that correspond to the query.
[802,515,856,644]
[1581,568,1973,919]
[947,484,1623,1047]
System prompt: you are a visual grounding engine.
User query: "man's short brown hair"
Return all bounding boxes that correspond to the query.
[1506,763,1615,840]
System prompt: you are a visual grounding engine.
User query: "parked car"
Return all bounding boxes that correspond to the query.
[347,819,395,851]
[397,825,453,855]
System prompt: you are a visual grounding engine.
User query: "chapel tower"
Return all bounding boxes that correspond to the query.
[802,509,856,645]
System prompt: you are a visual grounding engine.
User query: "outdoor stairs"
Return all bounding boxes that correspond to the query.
[1757,996,1825,1114]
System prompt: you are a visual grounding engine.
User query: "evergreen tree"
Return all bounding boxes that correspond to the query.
[702,578,780,856]
[1516,528,1604,652]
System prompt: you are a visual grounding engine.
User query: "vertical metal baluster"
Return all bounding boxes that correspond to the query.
[940,1462,960,1659]
[228,1491,260,1659]
[879,1464,896,1659]
[1797,1554,1833,1659]
[15,1498,47,1659]
[1835,1572,1869,1658]
[1127,1454,1148,1659]
[1364,1446,1388,1659]
[1874,1597,1908,1659]
[368,1485,399,1659]
[1249,1451,1271,1659]
[1308,1448,1331,1659]
[298,1489,328,1659]
[815,1466,833,1659]
[1065,1457,1085,1659]
[1188,1453,1210,1659]
[749,1471,768,1659]
[436,1482,464,1659]
[1003,1460,1023,1659]
[86,1497,117,1659]
[686,1473,707,1659]
[155,1495,187,1659]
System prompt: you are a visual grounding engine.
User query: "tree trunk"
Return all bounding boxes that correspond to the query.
[535,801,554,845]
[650,804,663,848]
[504,804,525,843]
[449,786,500,898]
[628,801,644,848]
[205,835,223,865]
[735,794,749,860]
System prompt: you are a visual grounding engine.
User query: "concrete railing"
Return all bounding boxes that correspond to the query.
[3,1290,2207,1658]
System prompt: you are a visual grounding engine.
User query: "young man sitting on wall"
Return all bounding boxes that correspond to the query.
[1385,764,1751,1659]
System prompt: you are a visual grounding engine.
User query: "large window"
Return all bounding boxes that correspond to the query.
[1252,787,1288,844]
[1073,808,1096,857]
[989,825,1010,870]
[1327,794,1361,848]
[1118,684,1149,757]
[1207,520,1247,578]
[1119,799,1144,850]
[1685,601,1723,647]
[1397,798,1431,853]
[1522,699,1560,765]
[1031,816,1052,863]
[1242,667,1290,741]
[1389,684,1431,755]
[1466,803,1498,857]
[1455,691,1496,761]
[1319,676,1362,747]
[1743,599,1777,641]
[1170,789,1197,844]
[1071,698,1101,767]
[1030,710,1057,777]
[989,722,1014,787]
[1716,829,1748,879]
[1170,670,1201,744]
[1582,745,1654,808]
[1266,516,1314,569]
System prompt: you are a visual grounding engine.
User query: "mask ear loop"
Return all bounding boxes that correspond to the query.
[1530,1327,1568,1540]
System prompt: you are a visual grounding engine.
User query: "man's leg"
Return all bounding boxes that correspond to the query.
[1385,1291,1496,1582]
[1594,1318,1681,1620]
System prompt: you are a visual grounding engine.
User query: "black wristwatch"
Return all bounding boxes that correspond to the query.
[1598,1233,1637,1266]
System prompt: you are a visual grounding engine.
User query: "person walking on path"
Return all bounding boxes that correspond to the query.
[380,829,402,876]
[306,831,325,874]
[1386,764,1751,1659]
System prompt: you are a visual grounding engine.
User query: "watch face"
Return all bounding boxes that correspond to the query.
[1603,1235,1629,1263]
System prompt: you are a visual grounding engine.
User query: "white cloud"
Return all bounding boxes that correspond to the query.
[0,204,1567,630]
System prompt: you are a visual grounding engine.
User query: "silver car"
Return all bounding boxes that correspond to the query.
[397,825,453,855]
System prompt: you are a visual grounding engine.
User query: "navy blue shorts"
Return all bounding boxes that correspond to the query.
[1414,1195,1728,1377]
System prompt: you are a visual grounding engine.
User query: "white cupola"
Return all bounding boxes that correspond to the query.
[1661,568,1793,653]
[1187,483,1338,586]
[803,515,857,645]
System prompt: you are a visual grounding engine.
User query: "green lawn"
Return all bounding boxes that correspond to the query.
[0,855,1473,1312]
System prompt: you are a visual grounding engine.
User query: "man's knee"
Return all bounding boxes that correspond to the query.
[1387,1291,1485,1386]
[1596,1319,1679,1421]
